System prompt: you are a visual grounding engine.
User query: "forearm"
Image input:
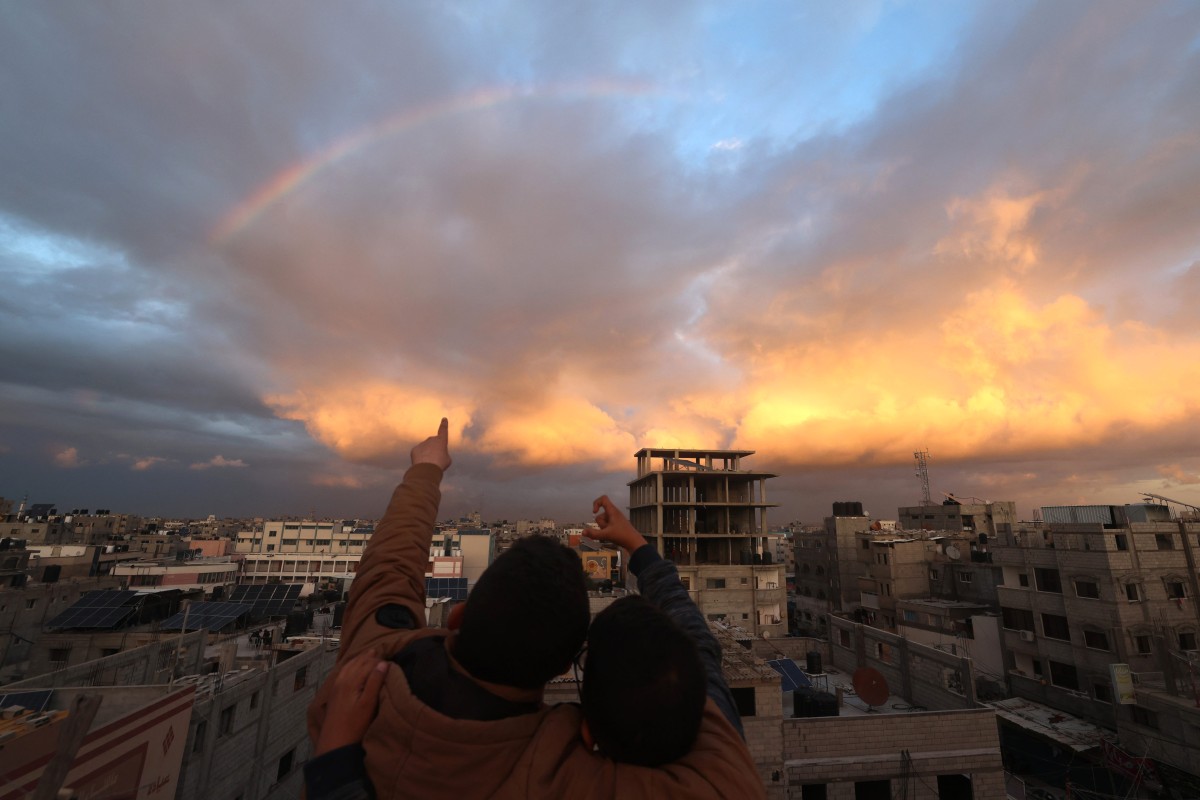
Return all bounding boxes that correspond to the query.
[629,546,745,738]
[304,745,374,800]
[339,463,443,658]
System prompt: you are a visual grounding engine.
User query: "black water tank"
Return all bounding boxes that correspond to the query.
[832,502,846,517]
[806,650,822,674]
[762,551,772,565]
[740,551,754,565]
[211,585,225,600]
[793,687,839,718]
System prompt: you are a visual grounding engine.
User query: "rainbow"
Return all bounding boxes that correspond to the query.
[210,80,656,245]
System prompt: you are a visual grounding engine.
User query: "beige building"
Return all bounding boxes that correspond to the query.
[628,448,786,637]
[898,499,1016,536]
[993,511,1200,728]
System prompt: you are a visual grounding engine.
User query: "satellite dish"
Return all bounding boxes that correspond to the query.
[852,667,890,708]
[945,545,961,561]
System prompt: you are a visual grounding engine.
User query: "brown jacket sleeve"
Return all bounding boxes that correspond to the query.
[338,462,444,662]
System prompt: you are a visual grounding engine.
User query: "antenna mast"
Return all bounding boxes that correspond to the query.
[914,450,932,506]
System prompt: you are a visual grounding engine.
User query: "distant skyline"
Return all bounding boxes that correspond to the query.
[2,2,1200,524]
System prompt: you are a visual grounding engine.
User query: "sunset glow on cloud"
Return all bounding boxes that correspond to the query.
[2,2,1199,519]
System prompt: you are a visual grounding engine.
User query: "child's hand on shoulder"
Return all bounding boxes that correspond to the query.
[316,651,392,756]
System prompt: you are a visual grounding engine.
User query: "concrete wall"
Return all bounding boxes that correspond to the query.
[178,643,338,800]
[4,630,206,690]
[783,708,1005,798]
[828,616,977,710]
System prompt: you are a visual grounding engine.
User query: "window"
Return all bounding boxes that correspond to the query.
[1018,573,1029,587]
[1034,568,1062,593]
[958,572,973,584]
[1135,635,1152,655]
[814,565,825,576]
[1155,533,1175,550]
[276,749,295,781]
[250,691,260,709]
[903,610,919,623]
[49,647,71,665]
[929,569,939,581]
[1075,580,1100,599]
[740,577,748,585]
[861,539,870,550]
[1041,614,1071,641]
[839,629,851,647]
[705,578,726,590]
[1115,534,1128,551]
[802,785,828,800]
[25,599,36,610]
[1049,660,1079,690]
[294,666,308,691]
[1130,706,1158,729]
[1126,583,1144,602]
[219,705,235,735]
[1181,632,1198,651]
[679,577,689,590]
[1166,581,1186,599]
[1001,607,1035,631]
[1084,630,1110,651]
[731,687,756,717]
[193,720,207,753]
[855,779,891,799]
[1094,683,1113,703]
[936,774,973,799]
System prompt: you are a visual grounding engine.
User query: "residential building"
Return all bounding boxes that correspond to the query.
[992,505,1200,733]
[628,448,786,637]
[112,557,239,596]
[898,498,1016,535]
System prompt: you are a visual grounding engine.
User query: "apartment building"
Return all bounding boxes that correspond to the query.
[627,448,786,637]
[992,506,1200,726]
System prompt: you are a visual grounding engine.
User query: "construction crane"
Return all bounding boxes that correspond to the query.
[1141,492,1200,519]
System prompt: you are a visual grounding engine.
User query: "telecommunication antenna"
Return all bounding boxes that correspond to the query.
[914,449,932,506]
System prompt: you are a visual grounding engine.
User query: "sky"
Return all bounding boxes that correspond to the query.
[2,1,1200,524]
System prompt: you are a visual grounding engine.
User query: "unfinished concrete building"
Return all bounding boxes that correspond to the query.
[628,448,786,637]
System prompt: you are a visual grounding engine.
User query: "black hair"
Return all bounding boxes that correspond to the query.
[582,594,707,766]
[454,536,590,690]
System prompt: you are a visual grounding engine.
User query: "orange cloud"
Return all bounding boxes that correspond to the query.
[726,281,1200,466]
[474,395,637,470]
[132,456,166,471]
[54,446,82,468]
[266,384,474,461]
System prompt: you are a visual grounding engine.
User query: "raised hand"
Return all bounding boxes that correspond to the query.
[411,417,452,471]
[589,495,649,555]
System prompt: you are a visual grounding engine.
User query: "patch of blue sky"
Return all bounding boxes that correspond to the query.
[651,1,979,166]
[0,212,128,276]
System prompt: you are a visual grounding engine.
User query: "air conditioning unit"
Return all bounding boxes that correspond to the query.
[1019,630,1036,642]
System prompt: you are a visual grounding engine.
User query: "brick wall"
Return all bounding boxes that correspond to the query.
[783,708,1004,798]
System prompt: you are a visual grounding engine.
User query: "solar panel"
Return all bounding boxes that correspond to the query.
[159,602,250,632]
[46,590,140,630]
[0,690,52,712]
[229,584,302,617]
[425,577,468,600]
[766,659,812,692]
